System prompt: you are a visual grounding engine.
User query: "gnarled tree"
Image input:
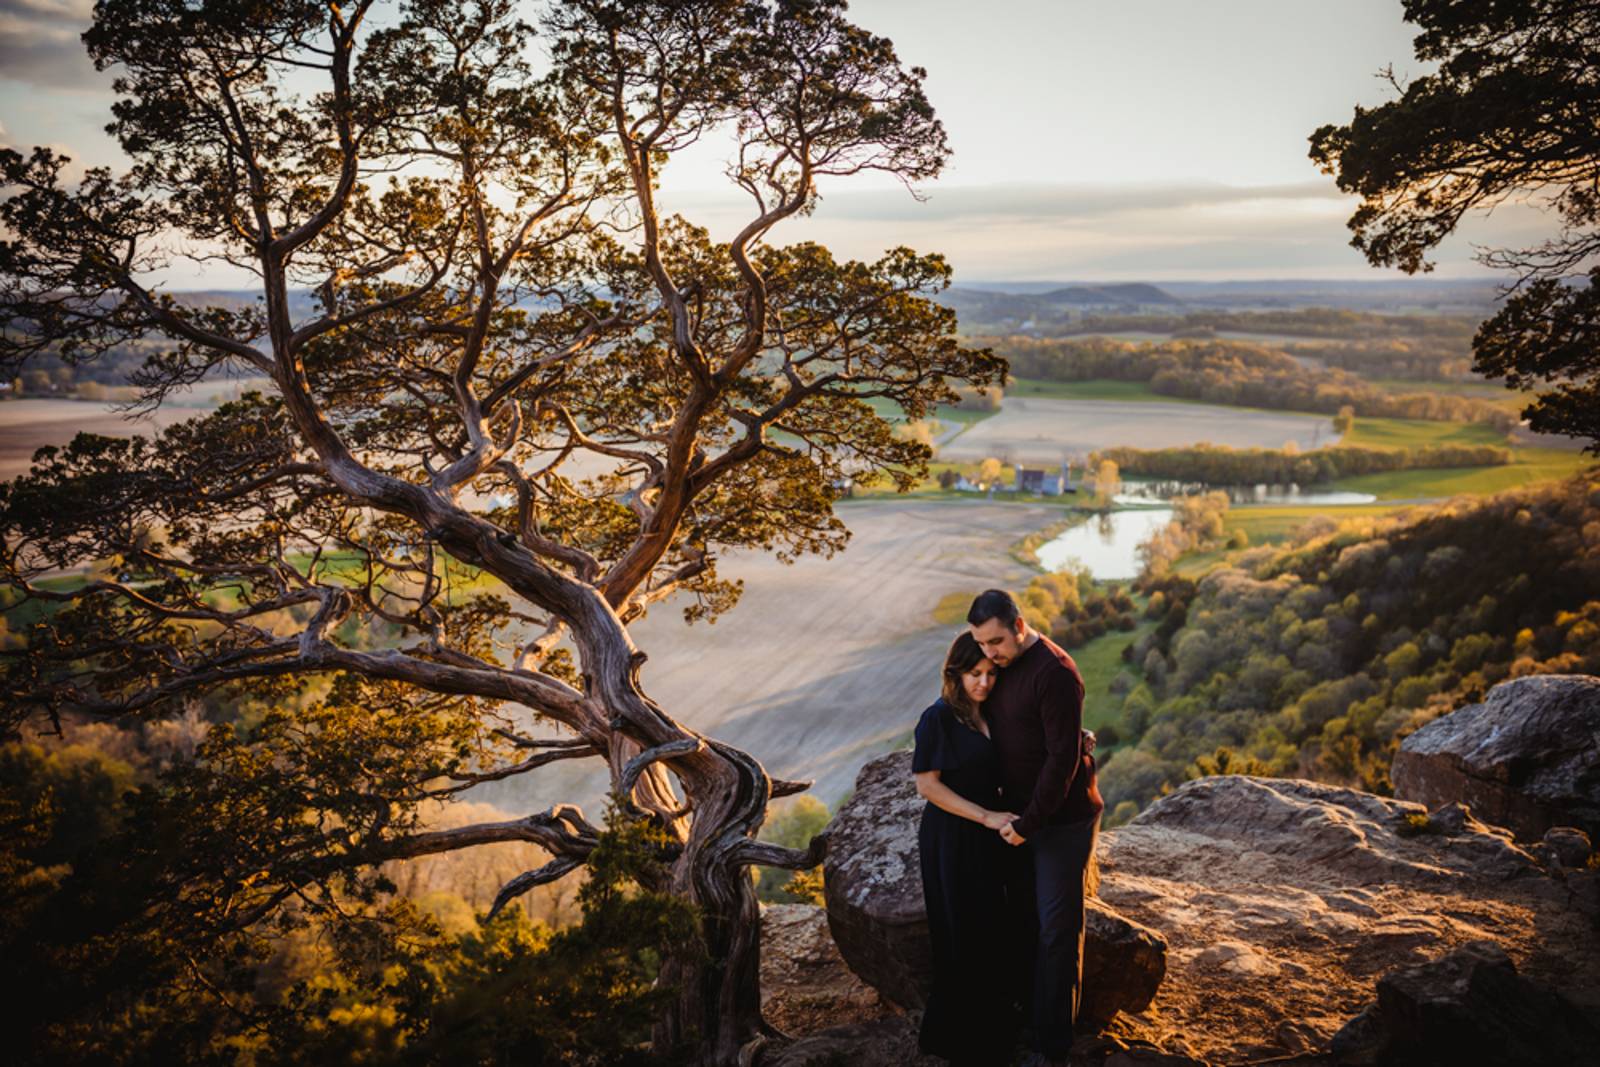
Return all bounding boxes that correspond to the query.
[1309,0,1600,451]
[0,1,1001,1062]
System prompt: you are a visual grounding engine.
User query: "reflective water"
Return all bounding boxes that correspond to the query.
[1116,481,1377,506]
[1035,508,1175,581]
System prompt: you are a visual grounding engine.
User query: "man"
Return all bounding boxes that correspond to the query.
[969,588,1104,1065]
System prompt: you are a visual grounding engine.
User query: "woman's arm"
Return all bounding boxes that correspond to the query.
[915,771,1012,829]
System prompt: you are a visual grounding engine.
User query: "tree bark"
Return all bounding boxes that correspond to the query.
[657,744,774,1065]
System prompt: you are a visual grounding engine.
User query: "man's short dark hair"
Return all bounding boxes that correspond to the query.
[967,589,1020,628]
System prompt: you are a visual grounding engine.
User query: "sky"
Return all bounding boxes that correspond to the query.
[0,0,1549,287]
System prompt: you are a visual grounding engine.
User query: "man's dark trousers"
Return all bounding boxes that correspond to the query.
[1003,812,1100,1057]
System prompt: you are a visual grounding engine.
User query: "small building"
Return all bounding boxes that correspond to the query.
[1015,464,1077,496]
[1014,467,1062,495]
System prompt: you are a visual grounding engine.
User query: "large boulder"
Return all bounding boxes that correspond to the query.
[1391,673,1600,840]
[1330,941,1600,1065]
[822,751,1167,1026]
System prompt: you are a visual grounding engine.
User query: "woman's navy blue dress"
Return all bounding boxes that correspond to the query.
[913,698,1013,1064]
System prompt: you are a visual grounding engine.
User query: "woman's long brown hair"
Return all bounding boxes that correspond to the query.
[941,632,990,732]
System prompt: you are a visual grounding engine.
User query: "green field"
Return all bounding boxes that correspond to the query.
[1072,617,1155,732]
[1328,415,1594,498]
[1333,448,1594,499]
[1338,415,1508,450]
[1219,503,1417,546]
[858,393,1000,431]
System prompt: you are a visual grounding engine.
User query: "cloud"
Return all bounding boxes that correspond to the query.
[0,0,108,91]
[670,179,1347,226]
[657,179,1556,281]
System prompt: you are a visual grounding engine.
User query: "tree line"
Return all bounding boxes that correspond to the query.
[1093,442,1511,487]
[994,336,1516,429]
[1061,307,1479,343]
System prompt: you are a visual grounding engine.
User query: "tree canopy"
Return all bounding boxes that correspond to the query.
[1309,0,1600,449]
[0,1,1000,1061]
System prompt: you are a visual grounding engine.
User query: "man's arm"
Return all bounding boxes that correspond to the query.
[1009,664,1085,839]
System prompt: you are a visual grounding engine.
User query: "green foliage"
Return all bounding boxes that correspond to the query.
[754,796,829,905]
[1394,812,1436,838]
[1183,746,1276,781]
[1310,0,1600,450]
[1103,471,1600,810]
[0,741,696,1067]
[1140,492,1232,579]
[1097,442,1512,488]
[1105,800,1140,828]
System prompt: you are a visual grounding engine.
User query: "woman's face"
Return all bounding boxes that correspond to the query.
[960,658,998,705]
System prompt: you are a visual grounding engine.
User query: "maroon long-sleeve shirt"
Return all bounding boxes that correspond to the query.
[984,634,1104,838]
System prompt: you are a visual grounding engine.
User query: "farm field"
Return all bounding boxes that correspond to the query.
[940,394,1337,467]
[0,399,198,480]
[0,378,274,480]
[1333,447,1594,499]
[477,498,1059,817]
[1332,415,1594,498]
[1005,377,1197,404]
[1339,415,1506,450]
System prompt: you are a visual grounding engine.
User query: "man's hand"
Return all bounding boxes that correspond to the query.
[999,821,1026,846]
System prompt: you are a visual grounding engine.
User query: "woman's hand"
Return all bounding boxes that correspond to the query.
[1083,728,1097,755]
[979,810,1013,830]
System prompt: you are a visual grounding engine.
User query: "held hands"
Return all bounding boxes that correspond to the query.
[982,731,1093,845]
[979,810,1012,831]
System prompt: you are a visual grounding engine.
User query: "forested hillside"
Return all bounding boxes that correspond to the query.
[1096,471,1600,822]
[995,336,1513,427]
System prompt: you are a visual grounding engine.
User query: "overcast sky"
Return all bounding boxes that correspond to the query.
[0,0,1547,286]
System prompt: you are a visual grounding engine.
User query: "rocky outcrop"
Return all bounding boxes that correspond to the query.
[1391,673,1600,841]
[1330,941,1600,1065]
[1095,774,1600,1064]
[822,751,1167,1025]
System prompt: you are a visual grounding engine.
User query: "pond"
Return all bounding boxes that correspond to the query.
[1035,481,1379,582]
[1034,507,1175,581]
[1116,482,1377,506]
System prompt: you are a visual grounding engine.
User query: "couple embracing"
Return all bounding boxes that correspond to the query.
[913,589,1105,1066]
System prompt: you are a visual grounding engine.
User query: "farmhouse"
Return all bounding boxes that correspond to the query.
[1014,464,1076,496]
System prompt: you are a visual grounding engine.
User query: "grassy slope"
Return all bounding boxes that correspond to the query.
[1331,416,1594,499]
[1072,618,1155,732]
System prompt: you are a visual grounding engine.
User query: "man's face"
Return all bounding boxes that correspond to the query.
[970,616,1025,667]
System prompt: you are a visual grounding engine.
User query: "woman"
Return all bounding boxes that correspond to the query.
[912,632,1016,1065]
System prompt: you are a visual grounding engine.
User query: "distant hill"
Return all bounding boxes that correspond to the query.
[934,282,1181,329]
[1037,283,1180,306]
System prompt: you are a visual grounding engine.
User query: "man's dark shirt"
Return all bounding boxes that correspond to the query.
[985,634,1104,838]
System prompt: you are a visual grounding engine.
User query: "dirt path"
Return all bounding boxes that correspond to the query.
[474,498,1060,818]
